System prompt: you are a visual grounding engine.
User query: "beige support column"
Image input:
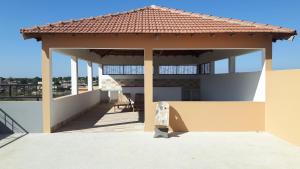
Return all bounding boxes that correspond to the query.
[265,45,272,71]
[265,45,272,101]
[144,48,154,131]
[41,44,52,133]
[87,61,93,91]
[265,44,272,130]
[71,56,78,95]
[229,56,236,73]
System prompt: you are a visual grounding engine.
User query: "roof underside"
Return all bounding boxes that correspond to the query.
[21,5,297,41]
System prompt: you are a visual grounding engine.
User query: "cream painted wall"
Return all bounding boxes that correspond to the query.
[52,90,101,128]
[145,101,265,131]
[266,69,300,146]
[199,72,265,101]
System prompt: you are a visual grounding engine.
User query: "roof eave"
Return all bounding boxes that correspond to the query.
[21,31,43,41]
[272,30,297,42]
[21,31,297,42]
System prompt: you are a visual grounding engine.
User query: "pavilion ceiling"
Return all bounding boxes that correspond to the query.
[89,49,213,58]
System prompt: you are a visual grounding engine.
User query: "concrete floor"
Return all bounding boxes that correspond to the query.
[0,132,300,169]
[0,133,26,148]
[56,103,144,132]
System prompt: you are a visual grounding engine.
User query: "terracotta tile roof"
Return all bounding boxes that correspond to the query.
[21,5,296,39]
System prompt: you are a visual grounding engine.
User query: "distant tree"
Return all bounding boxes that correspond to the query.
[20,79,27,84]
[32,77,41,84]
[54,80,61,86]
[63,76,71,81]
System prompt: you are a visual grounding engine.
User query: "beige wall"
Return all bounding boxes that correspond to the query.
[145,102,265,131]
[266,69,300,146]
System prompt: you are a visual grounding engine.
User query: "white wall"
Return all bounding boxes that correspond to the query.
[119,87,182,101]
[0,101,43,132]
[200,72,265,101]
[254,63,266,101]
[52,90,101,127]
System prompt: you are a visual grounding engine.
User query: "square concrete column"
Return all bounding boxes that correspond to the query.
[265,45,272,71]
[87,61,93,91]
[41,44,52,133]
[71,56,78,95]
[229,56,236,73]
[98,64,103,89]
[210,61,215,75]
[144,48,154,131]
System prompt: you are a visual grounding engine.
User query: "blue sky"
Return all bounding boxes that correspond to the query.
[0,0,299,77]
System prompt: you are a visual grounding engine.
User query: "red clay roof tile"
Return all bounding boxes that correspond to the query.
[21,5,296,39]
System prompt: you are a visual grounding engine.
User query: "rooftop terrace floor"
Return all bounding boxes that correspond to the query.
[56,103,144,132]
[0,132,300,169]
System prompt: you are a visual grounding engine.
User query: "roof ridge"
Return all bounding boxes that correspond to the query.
[148,5,295,32]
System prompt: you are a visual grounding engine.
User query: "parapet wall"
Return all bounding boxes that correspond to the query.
[0,101,43,132]
[266,69,300,146]
[145,101,265,131]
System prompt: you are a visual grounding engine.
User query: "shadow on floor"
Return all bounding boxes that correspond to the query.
[168,132,188,138]
[0,108,28,148]
[56,103,144,132]
[0,133,27,149]
[90,121,141,128]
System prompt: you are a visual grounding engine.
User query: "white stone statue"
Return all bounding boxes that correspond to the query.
[154,102,170,138]
[155,101,170,127]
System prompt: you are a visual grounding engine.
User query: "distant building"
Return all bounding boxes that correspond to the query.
[0,78,8,85]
